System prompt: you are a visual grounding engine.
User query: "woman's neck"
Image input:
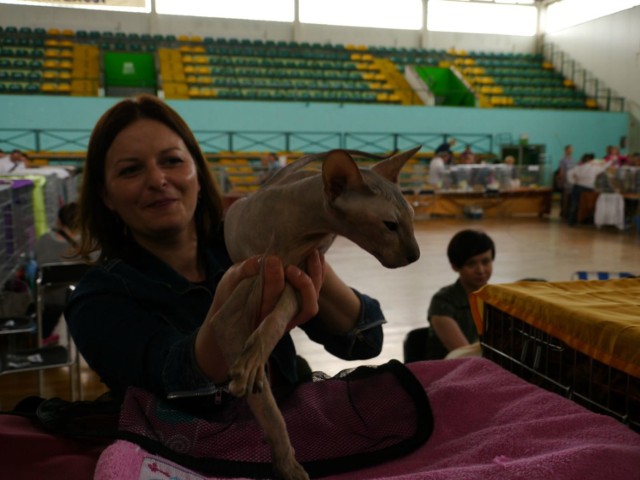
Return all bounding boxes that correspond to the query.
[135,231,204,283]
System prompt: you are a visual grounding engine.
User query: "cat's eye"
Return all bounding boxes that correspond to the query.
[384,221,398,231]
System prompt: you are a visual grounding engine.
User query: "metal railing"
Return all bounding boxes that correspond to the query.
[0,128,494,156]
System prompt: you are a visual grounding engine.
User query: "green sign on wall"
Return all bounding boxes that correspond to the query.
[103,52,157,89]
[416,67,475,107]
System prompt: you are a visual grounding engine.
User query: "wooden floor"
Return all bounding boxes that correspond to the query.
[2,210,639,410]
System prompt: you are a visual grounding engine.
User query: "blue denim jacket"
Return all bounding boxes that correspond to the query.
[66,229,385,400]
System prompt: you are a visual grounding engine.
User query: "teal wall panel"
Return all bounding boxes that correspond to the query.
[0,95,628,174]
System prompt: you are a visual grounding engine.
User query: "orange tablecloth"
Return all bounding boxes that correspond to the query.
[470,278,640,378]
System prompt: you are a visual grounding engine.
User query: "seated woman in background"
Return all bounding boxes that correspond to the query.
[64,94,387,403]
[35,201,83,343]
[404,229,494,363]
[424,229,495,360]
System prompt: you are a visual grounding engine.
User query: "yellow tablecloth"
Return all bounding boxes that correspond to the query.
[470,278,640,378]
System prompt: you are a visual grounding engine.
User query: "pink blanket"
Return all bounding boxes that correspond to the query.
[93,358,640,480]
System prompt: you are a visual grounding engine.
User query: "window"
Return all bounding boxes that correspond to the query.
[545,0,640,33]
[0,0,150,13]
[299,0,422,30]
[427,0,537,36]
[154,0,294,22]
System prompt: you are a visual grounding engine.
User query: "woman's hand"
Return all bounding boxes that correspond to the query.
[199,252,324,383]
[212,251,325,330]
[281,250,325,330]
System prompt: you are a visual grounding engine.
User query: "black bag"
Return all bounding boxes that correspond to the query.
[6,360,433,479]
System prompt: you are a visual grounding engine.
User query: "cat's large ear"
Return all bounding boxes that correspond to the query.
[322,149,365,201]
[371,145,421,184]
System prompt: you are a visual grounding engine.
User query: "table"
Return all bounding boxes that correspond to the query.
[407,187,552,218]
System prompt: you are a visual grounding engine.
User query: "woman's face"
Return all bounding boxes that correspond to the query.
[102,118,200,243]
[454,249,493,293]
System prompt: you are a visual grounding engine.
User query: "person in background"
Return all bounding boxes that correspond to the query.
[404,229,496,363]
[258,151,281,185]
[423,229,495,360]
[428,149,451,188]
[0,149,28,174]
[567,153,614,226]
[495,155,518,189]
[435,137,456,156]
[451,149,475,189]
[556,145,575,219]
[65,94,386,403]
[604,145,627,167]
[0,148,10,173]
[34,202,83,343]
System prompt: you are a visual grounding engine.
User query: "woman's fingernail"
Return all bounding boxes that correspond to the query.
[287,265,302,277]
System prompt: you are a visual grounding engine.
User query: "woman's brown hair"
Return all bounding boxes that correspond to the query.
[76,94,223,261]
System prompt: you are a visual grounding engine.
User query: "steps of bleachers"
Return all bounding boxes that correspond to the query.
[0,25,597,110]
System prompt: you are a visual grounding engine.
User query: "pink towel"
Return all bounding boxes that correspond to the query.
[94,358,640,480]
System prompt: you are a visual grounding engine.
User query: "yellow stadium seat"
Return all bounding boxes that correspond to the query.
[41,82,58,93]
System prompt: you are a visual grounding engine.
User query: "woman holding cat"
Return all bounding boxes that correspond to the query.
[65,94,386,403]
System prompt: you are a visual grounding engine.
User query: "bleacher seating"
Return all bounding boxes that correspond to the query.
[0,25,596,109]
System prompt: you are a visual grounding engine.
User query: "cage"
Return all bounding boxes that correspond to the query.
[471,279,640,432]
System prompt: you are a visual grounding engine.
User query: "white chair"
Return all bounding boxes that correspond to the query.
[594,192,625,230]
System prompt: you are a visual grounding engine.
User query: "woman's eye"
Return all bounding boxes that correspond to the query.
[118,165,139,176]
[384,221,398,232]
[165,156,184,165]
